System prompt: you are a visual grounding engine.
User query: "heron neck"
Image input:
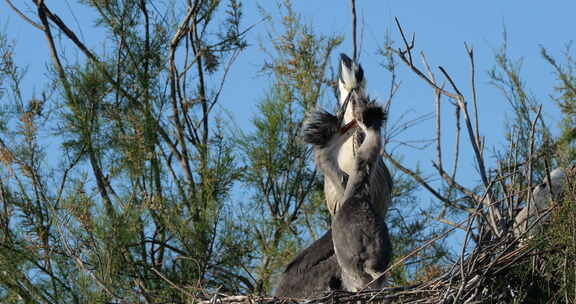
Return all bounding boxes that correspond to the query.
[343,105,355,125]
[337,106,357,175]
[342,128,381,203]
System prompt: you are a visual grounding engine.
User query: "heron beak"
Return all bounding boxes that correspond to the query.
[340,53,353,73]
[339,53,364,92]
[337,92,351,127]
[340,119,357,134]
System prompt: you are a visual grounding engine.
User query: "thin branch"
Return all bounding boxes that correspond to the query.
[151,268,196,299]
[420,52,444,171]
[351,0,357,61]
[37,1,97,61]
[465,43,481,151]
[431,163,476,202]
[54,143,87,206]
[394,17,414,65]
[382,150,468,212]
[525,105,543,228]
[390,20,460,101]
[168,5,198,187]
[451,104,461,192]
[437,67,493,198]
[5,0,44,30]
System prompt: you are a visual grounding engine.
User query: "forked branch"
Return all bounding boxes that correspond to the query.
[388,19,503,236]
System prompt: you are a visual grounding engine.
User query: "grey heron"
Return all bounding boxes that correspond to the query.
[323,54,393,218]
[514,167,567,242]
[329,97,392,291]
[280,99,391,294]
[274,110,358,298]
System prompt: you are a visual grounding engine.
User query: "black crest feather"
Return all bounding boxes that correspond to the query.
[361,104,386,130]
[303,110,339,148]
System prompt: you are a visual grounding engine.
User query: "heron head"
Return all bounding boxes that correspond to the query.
[338,53,365,96]
[338,53,366,126]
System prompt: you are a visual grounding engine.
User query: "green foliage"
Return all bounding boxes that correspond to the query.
[534,181,576,303]
[480,175,576,304]
[542,43,576,165]
[480,37,576,304]
[489,31,554,182]
[0,1,252,302]
[237,1,342,294]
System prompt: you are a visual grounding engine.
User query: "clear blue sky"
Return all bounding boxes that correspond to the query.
[3,1,575,248]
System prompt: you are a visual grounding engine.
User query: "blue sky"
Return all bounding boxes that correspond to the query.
[3,1,575,248]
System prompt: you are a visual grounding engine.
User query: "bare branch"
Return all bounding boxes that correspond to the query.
[389,20,460,101]
[389,21,504,235]
[4,0,44,30]
[167,4,199,187]
[438,67,491,194]
[434,92,442,170]
[36,1,97,61]
[465,43,481,151]
[351,0,357,61]
[394,17,414,65]
[382,150,468,212]
[524,105,543,231]
[420,52,445,172]
[437,66,464,97]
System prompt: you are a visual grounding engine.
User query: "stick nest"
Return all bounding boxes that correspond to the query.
[200,232,545,304]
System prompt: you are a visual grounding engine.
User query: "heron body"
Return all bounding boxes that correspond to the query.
[514,167,567,241]
[274,110,357,298]
[331,101,392,291]
[303,99,392,292]
[274,230,342,298]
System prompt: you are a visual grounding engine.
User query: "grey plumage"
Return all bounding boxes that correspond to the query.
[514,167,567,242]
[274,230,342,298]
[305,101,392,292]
[274,110,355,298]
[303,110,356,193]
[331,102,392,291]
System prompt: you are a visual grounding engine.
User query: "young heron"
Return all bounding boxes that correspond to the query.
[329,97,392,291]
[514,167,567,242]
[275,97,392,296]
[323,54,393,218]
[274,111,358,298]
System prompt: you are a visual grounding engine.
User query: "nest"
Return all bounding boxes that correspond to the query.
[198,230,545,304]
